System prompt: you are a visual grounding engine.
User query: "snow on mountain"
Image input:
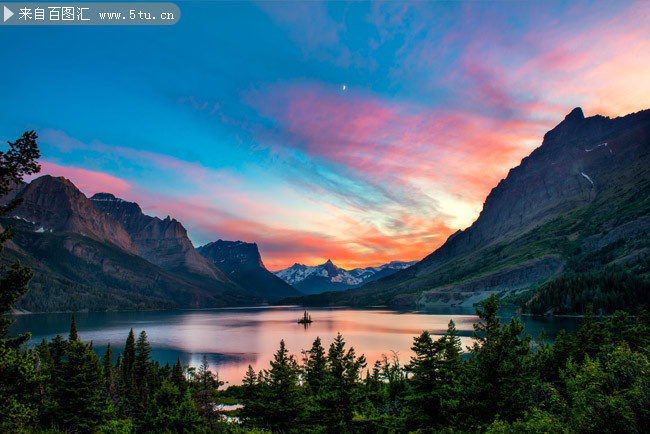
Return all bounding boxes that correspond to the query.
[273,259,417,295]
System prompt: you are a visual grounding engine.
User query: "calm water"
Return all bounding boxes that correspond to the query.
[9,306,579,385]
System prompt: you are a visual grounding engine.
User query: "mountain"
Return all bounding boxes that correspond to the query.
[1,175,259,312]
[6,176,137,254]
[286,108,650,308]
[274,259,417,295]
[197,240,301,301]
[90,193,227,281]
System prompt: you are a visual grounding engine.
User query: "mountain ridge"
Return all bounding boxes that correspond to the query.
[284,108,650,307]
[197,239,301,301]
[0,176,269,311]
[90,192,229,281]
[274,259,417,295]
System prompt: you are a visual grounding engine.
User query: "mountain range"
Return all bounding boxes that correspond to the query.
[273,259,417,295]
[197,240,299,300]
[3,107,648,312]
[1,176,298,312]
[283,108,650,308]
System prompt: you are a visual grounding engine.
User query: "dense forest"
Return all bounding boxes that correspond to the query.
[524,269,650,315]
[2,296,650,432]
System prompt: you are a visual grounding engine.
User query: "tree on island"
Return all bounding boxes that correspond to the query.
[298,310,312,324]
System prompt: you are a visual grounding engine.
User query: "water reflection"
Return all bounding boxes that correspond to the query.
[9,306,578,384]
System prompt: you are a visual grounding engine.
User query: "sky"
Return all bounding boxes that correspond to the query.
[1,0,649,271]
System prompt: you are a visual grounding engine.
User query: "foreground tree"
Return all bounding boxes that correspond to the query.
[321,333,367,428]
[48,339,110,431]
[142,379,205,433]
[193,355,222,428]
[0,131,41,431]
[134,330,154,407]
[303,336,327,397]
[247,340,306,431]
[120,328,137,414]
[466,295,534,427]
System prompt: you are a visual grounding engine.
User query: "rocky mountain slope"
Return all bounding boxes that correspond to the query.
[90,193,227,281]
[287,108,650,307]
[274,259,417,295]
[7,176,137,254]
[197,240,301,301]
[1,176,261,311]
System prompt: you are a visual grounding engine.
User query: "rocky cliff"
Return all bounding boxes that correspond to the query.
[0,177,261,312]
[197,240,301,301]
[288,108,650,307]
[90,193,228,281]
[5,176,137,254]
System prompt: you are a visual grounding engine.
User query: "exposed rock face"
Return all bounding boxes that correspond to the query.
[198,240,265,272]
[413,256,565,308]
[90,193,228,281]
[290,108,650,307]
[412,108,650,278]
[197,240,301,301]
[0,178,259,312]
[7,176,137,254]
[0,220,255,312]
[274,259,417,295]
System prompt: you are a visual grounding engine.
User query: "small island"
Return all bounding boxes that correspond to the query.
[297,311,312,324]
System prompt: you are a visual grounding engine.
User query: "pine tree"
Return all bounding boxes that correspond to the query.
[322,333,367,428]
[122,329,136,378]
[50,340,110,431]
[467,295,533,426]
[102,343,113,381]
[0,131,41,431]
[143,379,205,432]
[133,330,154,420]
[171,357,186,392]
[102,343,119,405]
[242,364,257,388]
[120,329,136,413]
[257,340,306,431]
[303,336,327,396]
[576,304,606,361]
[134,331,152,387]
[68,313,78,341]
[193,355,221,428]
[49,334,66,367]
[404,330,445,428]
[439,320,464,424]
[0,130,41,345]
[240,365,263,428]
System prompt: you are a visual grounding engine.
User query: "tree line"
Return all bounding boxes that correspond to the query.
[524,270,650,315]
[228,298,650,433]
[4,296,650,432]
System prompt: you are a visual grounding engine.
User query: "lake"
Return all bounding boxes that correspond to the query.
[9,306,579,385]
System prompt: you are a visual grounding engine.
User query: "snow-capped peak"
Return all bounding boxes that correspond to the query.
[273,259,418,289]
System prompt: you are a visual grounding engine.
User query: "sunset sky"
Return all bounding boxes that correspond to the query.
[1,0,649,270]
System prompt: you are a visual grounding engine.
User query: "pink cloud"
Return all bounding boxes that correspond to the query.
[31,161,133,197]
[245,82,541,209]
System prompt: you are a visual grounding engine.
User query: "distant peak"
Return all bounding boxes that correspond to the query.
[565,107,584,122]
[90,192,120,201]
[35,174,71,184]
[325,259,334,265]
